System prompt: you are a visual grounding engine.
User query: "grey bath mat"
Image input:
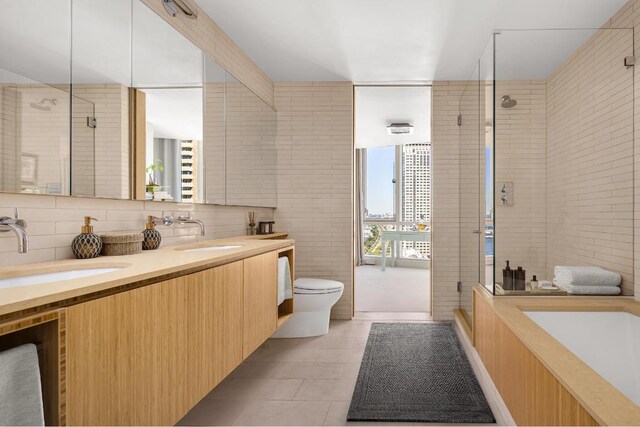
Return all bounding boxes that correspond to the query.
[348,323,495,423]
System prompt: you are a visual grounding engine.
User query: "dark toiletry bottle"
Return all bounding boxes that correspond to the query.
[515,266,526,291]
[502,260,513,290]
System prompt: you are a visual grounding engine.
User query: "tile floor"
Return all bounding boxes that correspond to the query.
[178,318,447,426]
[355,265,430,313]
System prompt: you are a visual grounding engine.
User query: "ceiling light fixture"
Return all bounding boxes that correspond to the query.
[387,123,414,135]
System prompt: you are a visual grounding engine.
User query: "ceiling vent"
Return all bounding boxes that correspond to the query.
[387,123,414,135]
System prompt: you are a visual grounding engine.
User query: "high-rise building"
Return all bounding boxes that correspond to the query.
[401,144,431,259]
[181,140,199,203]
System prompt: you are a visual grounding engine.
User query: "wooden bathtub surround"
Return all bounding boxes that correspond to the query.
[0,235,295,426]
[473,286,640,426]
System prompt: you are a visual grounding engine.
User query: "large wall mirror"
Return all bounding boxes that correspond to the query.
[131,0,204,202]
[0,0,72,196]
[72,0,132,199]
[0,0,277,207]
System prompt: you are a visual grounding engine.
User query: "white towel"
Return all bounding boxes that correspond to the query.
[554,281,622,295]
[278,256,293,305]
[0,343,45,426]
[553,266,621,287]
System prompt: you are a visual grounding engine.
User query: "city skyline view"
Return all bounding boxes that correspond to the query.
[364,143,431,259]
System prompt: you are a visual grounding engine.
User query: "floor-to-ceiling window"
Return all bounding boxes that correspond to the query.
[363,143,431,262]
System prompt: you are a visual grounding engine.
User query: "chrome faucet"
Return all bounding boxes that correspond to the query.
[175,214,205,236]
[0,208,29,253]
[152,214,175,227]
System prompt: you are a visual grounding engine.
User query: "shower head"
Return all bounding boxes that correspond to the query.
[501,95,517,108]
[30,98,58,111]
[30,102,50,111]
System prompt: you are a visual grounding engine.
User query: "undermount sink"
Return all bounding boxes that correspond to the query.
[0,267,124,289]
[180,245,243,253]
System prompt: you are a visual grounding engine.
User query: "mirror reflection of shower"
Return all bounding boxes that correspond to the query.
[500,95,517,108]
[30,98,58,111]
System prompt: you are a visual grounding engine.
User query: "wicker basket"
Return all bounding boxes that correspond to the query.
[100,232,144,256]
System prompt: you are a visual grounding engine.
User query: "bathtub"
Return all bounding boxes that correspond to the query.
[525,310,640,406]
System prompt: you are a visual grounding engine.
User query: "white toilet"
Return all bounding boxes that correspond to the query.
[272,278,344,338]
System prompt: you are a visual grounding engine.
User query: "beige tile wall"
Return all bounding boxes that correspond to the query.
[431,81,464,321]
[225,83,277,207]
[495,81,547,281]
[546,24,635,295]
[274,82,354,320]
[0,193,274,268]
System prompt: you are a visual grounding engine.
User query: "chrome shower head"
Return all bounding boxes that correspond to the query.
[501,95,517,108]
[30,98,58,111]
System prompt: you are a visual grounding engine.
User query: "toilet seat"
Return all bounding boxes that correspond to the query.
[294,278,344,295]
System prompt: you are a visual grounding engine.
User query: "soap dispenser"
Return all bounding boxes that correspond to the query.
[142,216,162,250]
[502,260,513,290]
[71,216,102,259]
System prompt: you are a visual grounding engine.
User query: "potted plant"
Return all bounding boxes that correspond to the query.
[146,159,164,194]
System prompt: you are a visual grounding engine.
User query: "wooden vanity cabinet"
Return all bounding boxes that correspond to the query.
[242,251,278,358]
[63,248,291,426]
[65,260,244,426]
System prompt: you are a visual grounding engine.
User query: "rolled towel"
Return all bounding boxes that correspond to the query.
[0,343,45,426]
[277,256,292,305]
[553,281,622,295]
[553,266,621,287]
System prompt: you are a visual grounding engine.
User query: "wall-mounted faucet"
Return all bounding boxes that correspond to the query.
[151,213,205,236]
[175,214,205,236]
[0,208,29,253]
[152,214,175,227]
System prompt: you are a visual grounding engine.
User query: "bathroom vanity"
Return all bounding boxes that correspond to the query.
[0,236,294,426]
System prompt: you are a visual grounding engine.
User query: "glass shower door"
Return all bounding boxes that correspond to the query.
[71,95,96,197]
[480,36,494,294]
[458,63,481,325]
[458,36,495,326]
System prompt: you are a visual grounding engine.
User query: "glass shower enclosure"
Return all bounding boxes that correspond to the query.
[457,27,634,326]
[458,36,494,324]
